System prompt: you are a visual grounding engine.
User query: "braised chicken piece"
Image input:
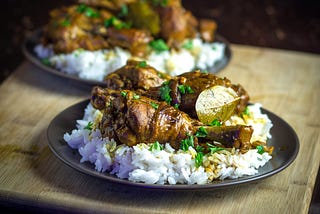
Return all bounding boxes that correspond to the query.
[106,27,153,57]
[92,88,197,149]
[43,4,112,53]
[104,60,171,91]
[155,0,198,48]
[91,87,255,151]
[103,61,249,117]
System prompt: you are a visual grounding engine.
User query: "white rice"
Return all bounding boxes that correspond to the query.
[63,103,273,185]
[35,37,226,80]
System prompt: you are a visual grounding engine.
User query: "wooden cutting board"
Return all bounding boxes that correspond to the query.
[0,44,319,213]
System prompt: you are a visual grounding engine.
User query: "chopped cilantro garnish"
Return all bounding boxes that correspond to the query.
[173,103,180,109]
[60,18,71,27]
[104,16,131,29]
[256,145,265,154]
[207,143,224,154]
[41,58,51,66]
[150,102,159,109]
[76,4,87,13]
[210,119,222,126]
[137,61,147,68]
[195,152,204,167]
[151,0,168,7]
[118,4,129,17]
[242,107,250,117]
[149,39,169,53]
[149,141,163,151]
[133,94,140,100]
[196,145,204,153]
[84,121,93,131]
[159,81,172,104]
[182,40,193,50]
[76,4,100,18]
[201,70,208,74]
[121,91,127,97]
[178,84,194,94]
[180,134,194,151]
[195,146,204,167]
[195,126,208,138]
[185,85,194,93]
[178,85,185,94]
[85,7,100,18]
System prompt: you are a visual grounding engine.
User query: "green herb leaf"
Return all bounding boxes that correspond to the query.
[201,70,208,74]
[180,134,194,151]
[41,58,51,66]
[185,85,194,93]
[76,4,87,13]
[137,61,147,68]
[85,7,100,18]
[76,4,100,18]
[84,121,93,131]
[207,143,224,154]
[121,91,127,97]
[182,40,193,50]
[195,152,204,167]
[118,4,128,17]
[256,145,265,154]
[178,84,194,95]
[149,39,169,53]
[210,119,222,126]
[159,81,172,104]
[149,141,164,151]
[133,94,140,100]
[241,106,250,117]
[60,18,71,27]
[173,103,180,109]
[195,127,208,138]
[104,16,131,29]
[151,0,168,7]
[178,85,186,94]
[196,145,204,153]
[150,102,159,109]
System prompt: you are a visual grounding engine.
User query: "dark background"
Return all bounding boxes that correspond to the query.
[1,0,320,84]
[0,0,319,212]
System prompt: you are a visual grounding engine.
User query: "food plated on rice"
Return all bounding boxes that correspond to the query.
[30,0,229,82]
[63,60,274,185]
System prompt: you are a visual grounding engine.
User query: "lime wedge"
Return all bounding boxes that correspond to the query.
[195,85,240,124]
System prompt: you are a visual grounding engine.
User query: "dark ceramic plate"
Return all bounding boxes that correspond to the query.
[23,29,232,87]
[47,99,299,190]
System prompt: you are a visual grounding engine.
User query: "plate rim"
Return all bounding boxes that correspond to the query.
[47,99,300,190]
[22,28,232,88]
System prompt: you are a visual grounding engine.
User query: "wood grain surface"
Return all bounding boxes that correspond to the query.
[0,45,319,213]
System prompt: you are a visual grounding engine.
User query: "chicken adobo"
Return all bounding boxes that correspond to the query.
[41,0,218,56]
[103,60,249,119]
[90,60,273,154]
[91,87,255,151]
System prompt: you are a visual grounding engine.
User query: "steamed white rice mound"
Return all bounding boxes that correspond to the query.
[34,37,225,81]
[63,103,273,185]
